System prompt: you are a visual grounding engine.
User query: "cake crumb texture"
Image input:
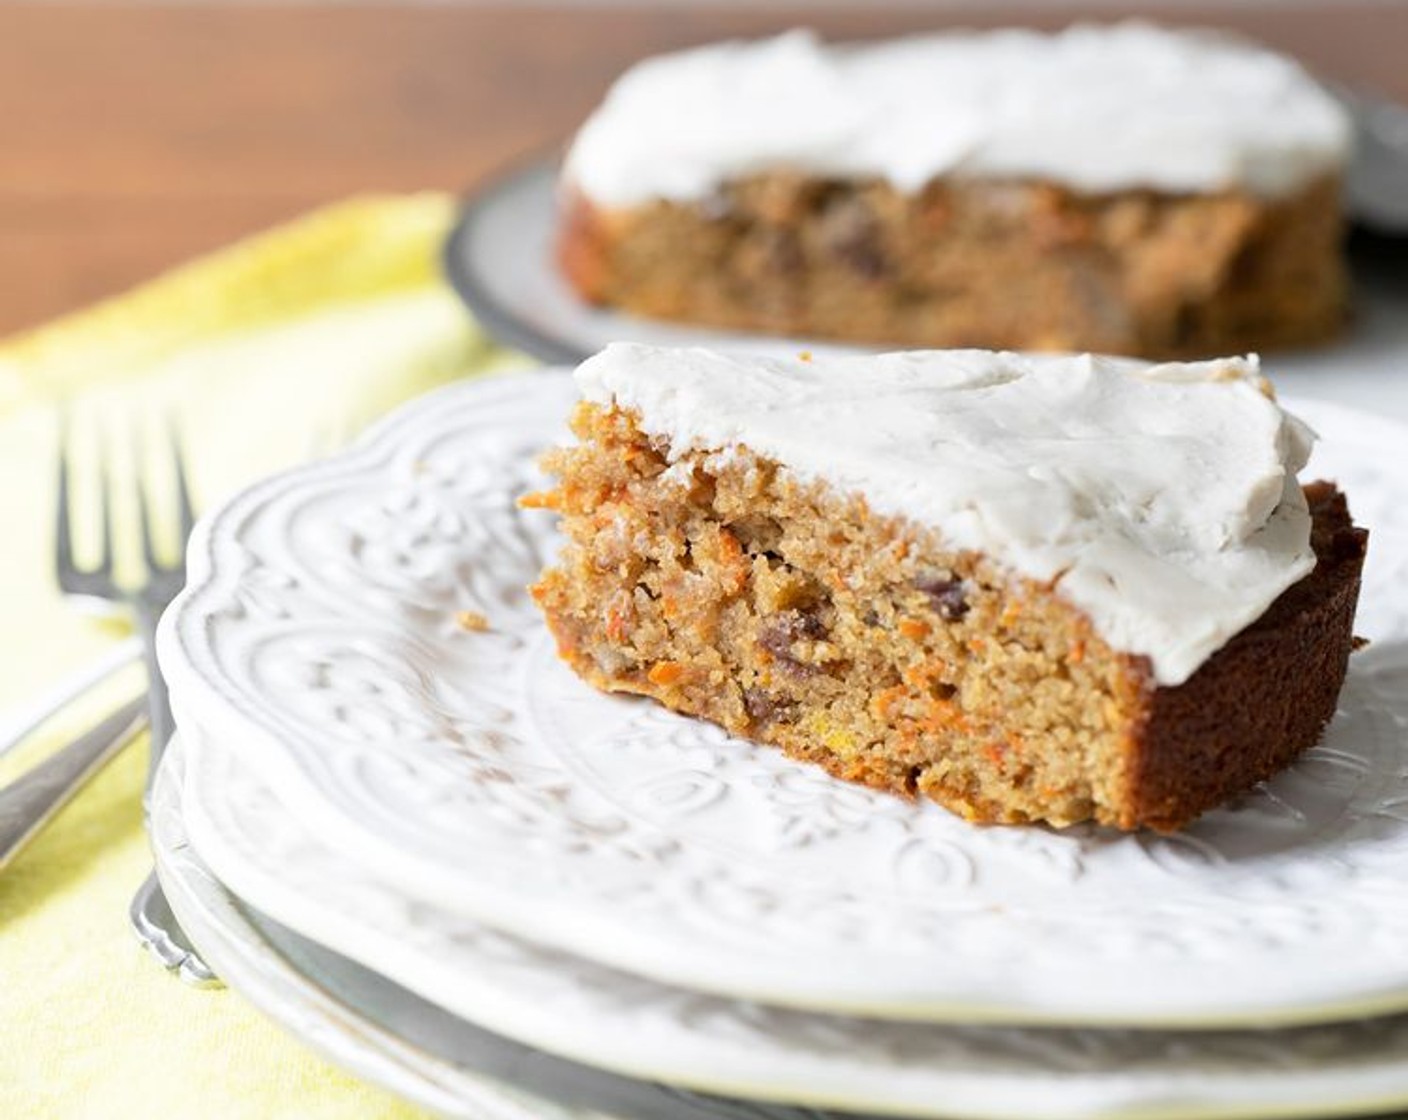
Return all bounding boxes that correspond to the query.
[560,175,1346,358]
[528,403,1367,831]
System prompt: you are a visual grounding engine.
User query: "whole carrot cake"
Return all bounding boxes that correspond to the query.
[525,344,1368,832]
[559,25,1352,358]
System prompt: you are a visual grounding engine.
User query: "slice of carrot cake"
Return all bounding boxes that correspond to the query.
[525,344,1367,831]
[559,25,1351,358]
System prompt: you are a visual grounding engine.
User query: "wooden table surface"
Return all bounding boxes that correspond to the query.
[1,2,1403,338]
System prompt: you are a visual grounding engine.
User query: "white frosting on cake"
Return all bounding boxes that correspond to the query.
[563,25,1351,207]
[574,343,1317,686]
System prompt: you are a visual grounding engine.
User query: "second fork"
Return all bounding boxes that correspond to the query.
[57,413,217,985]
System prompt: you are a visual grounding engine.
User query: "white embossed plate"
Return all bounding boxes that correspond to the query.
[159,369,1408,1026]
[157,737,845,1120]
[172,720,1408,1120]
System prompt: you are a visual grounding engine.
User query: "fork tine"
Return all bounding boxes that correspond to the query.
[134,436,160,574]
[169,422,196,540]
[55,410,115,584]
[96,426,115,578]
[55,410,76,582]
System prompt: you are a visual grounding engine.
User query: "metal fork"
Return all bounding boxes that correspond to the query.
[56,416,219,986]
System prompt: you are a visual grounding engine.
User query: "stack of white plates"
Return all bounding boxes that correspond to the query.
[156,369,1408,1120]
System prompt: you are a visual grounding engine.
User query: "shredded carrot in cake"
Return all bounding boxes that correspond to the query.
[604,593,632,643]
[517,490,562,511]
[647,661,685,686]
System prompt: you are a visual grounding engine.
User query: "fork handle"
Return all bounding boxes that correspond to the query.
[0,696,148,871]
[134,601,174,811]
[0,639,142,763]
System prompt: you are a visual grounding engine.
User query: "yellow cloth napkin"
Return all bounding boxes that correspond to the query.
[0,195,520,1118]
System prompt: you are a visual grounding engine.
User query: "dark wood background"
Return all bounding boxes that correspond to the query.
[2,3,1403,337]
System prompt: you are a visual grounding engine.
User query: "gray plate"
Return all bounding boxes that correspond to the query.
[1340,87,1408,233]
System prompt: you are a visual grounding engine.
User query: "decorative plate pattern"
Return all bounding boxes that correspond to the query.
[174,721,1408,1120]
[159,370,1408,1025]
[149,743,554,1120]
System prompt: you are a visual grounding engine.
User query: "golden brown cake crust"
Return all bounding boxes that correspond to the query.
[526,405,1367,833]
[1125,483,1368,830]
[558,175,1347,360]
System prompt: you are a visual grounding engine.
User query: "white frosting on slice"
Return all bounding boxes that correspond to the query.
[575,343,1317,686]
[564,25,1351,207]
